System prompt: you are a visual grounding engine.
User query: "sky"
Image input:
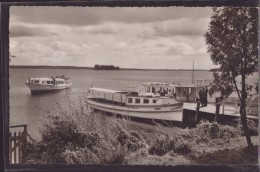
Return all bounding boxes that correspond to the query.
[9,6,218,69]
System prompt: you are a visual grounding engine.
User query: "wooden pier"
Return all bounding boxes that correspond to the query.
[182,100,258,128]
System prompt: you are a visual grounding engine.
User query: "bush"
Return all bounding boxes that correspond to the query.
[118,129,147,152]
[25,102,150,164]
[191,121,241,143]
[235,119,258,136]
[25,102,251,164]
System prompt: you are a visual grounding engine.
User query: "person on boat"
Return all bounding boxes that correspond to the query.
[204,86,208,106]
[173,93,176,99]
[152,87,156,95]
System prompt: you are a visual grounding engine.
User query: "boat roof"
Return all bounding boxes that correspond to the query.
[141,82,203,88]
[175,84,203,88]
[28,77,65,81]
[89,87,128,94]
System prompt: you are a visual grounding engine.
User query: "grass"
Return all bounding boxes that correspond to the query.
[24,102,259,165]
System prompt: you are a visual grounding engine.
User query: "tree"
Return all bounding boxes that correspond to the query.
[205,7,258,149]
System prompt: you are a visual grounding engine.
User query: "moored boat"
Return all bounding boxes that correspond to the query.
[25,76,72,95]
[86,87,183,126]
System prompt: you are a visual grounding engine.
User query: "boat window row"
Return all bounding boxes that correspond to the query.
[56,81,64,85]
[28,79,64,85]
[128,97,158,104]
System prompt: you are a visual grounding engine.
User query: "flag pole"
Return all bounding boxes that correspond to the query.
[192,59,194,84]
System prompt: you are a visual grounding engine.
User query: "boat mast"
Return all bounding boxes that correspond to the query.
[192,59,194,84]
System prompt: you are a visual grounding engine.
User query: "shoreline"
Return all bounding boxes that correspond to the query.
[9,65,211,71]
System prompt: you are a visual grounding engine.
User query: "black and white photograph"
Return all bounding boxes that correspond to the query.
[8,6,258,165]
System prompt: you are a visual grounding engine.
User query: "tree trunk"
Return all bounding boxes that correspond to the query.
[240,102,253,149]
[240,64,253,149]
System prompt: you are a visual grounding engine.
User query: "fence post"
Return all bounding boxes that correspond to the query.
[195,101,200,126]
[9,132,12,164]
[13,132,17,164]
[18,132,22,163]
[23,125,28,163]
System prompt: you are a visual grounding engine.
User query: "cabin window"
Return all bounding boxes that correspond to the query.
[34,80,40,84]
[128,98,133,103]
[143,99,149,104]
[47,81,51,84]
[50,81,53,84]
[153,99,158,103]
[135,98,140,104]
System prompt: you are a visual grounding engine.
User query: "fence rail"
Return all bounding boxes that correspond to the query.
[220,97,258,116]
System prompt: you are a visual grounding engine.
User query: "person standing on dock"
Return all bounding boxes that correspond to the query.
[205,86,208,106]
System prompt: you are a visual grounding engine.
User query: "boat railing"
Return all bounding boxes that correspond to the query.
[196,79,212,86]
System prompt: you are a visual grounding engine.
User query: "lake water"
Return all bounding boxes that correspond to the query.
[9,68,217,140]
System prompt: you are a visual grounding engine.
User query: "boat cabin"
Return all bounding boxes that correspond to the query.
[137,82,176,97]
[26,77,67,85]
[138,82,204,102]
[174,84,203,102]
[88,87,179,106]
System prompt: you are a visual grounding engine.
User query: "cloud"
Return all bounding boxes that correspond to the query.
[10,7,212,26]
[10,24,55,37]
[9,22,73,38]
[9,7,217,69]
[138,18,210,39]
[74,23,121,35]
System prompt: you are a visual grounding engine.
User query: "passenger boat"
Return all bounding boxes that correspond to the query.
[86,87,183,126]
[25,76,72,94]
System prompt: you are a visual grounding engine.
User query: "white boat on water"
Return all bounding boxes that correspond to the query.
[86,87,183,125]
[25,76,72,94]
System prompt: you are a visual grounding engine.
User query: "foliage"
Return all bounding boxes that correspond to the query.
[205,7,258,148]
[208,72,234,97]
[235,119,258,136]
[24,101,255,165]
[205,7,258,99]
[25,103,148,164]
[205,7,258,78]
[94,65,120,70]
[148,121,241,156]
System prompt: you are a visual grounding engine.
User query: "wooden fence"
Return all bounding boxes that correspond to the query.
[9,124,27,164]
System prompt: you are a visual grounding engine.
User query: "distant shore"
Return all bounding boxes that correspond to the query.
[9,65,211,71]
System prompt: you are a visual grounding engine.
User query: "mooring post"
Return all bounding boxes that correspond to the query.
[215,103,220,122]
[195,101,200,125]
[22,125,28,163]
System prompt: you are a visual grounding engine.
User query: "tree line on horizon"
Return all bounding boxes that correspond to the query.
[94,65,120,70]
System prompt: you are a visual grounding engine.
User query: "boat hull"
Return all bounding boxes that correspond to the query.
[86,98,183,125]
[26,83,72,95]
